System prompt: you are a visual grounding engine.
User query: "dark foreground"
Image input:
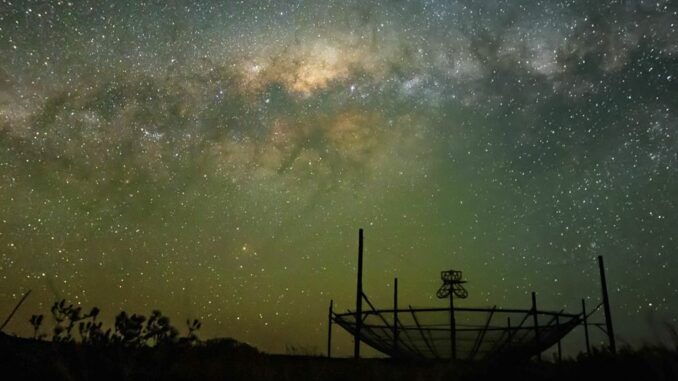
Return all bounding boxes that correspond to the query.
[1,333,677,381]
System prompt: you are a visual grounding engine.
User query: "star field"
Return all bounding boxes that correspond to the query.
[0,0,677,354]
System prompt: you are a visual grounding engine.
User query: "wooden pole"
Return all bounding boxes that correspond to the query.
[450,291,456,360]
[556,315,562,362]
[582,298,591,355]
[354,229,364,358]
[327,299,333,358]
[598,255,616,354]
[393,277,399,357]
[531,291,541,361]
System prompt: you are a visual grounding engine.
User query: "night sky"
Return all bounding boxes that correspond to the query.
[1,0,677,355]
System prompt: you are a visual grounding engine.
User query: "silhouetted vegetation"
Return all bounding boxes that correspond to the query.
[50,299,101,343]
[24,299,200,348]
[28,314,45,340]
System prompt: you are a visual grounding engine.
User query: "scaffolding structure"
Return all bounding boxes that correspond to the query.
[326,229,616,360]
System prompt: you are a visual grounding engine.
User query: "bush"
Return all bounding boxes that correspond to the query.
[34,299,200,348]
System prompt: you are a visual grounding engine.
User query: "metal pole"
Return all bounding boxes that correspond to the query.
[354,228,364,358]
[598,255,616,354]
[556,315,562,362]
[393,277,399,357]
[531,291,541,361]
[327,299,333,358]
[450,291,456,360]
[582,298,590,355]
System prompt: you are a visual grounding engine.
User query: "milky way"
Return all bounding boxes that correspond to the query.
[1,0,677,354]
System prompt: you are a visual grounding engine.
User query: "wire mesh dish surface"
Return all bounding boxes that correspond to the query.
[333,306,580,360]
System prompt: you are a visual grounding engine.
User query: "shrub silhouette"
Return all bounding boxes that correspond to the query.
[39,299,200,348]
[184,318,202,345]
[113,311,147,346]
[142,310,179,346]
[50,299,100,343]
[29,314,45,340]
